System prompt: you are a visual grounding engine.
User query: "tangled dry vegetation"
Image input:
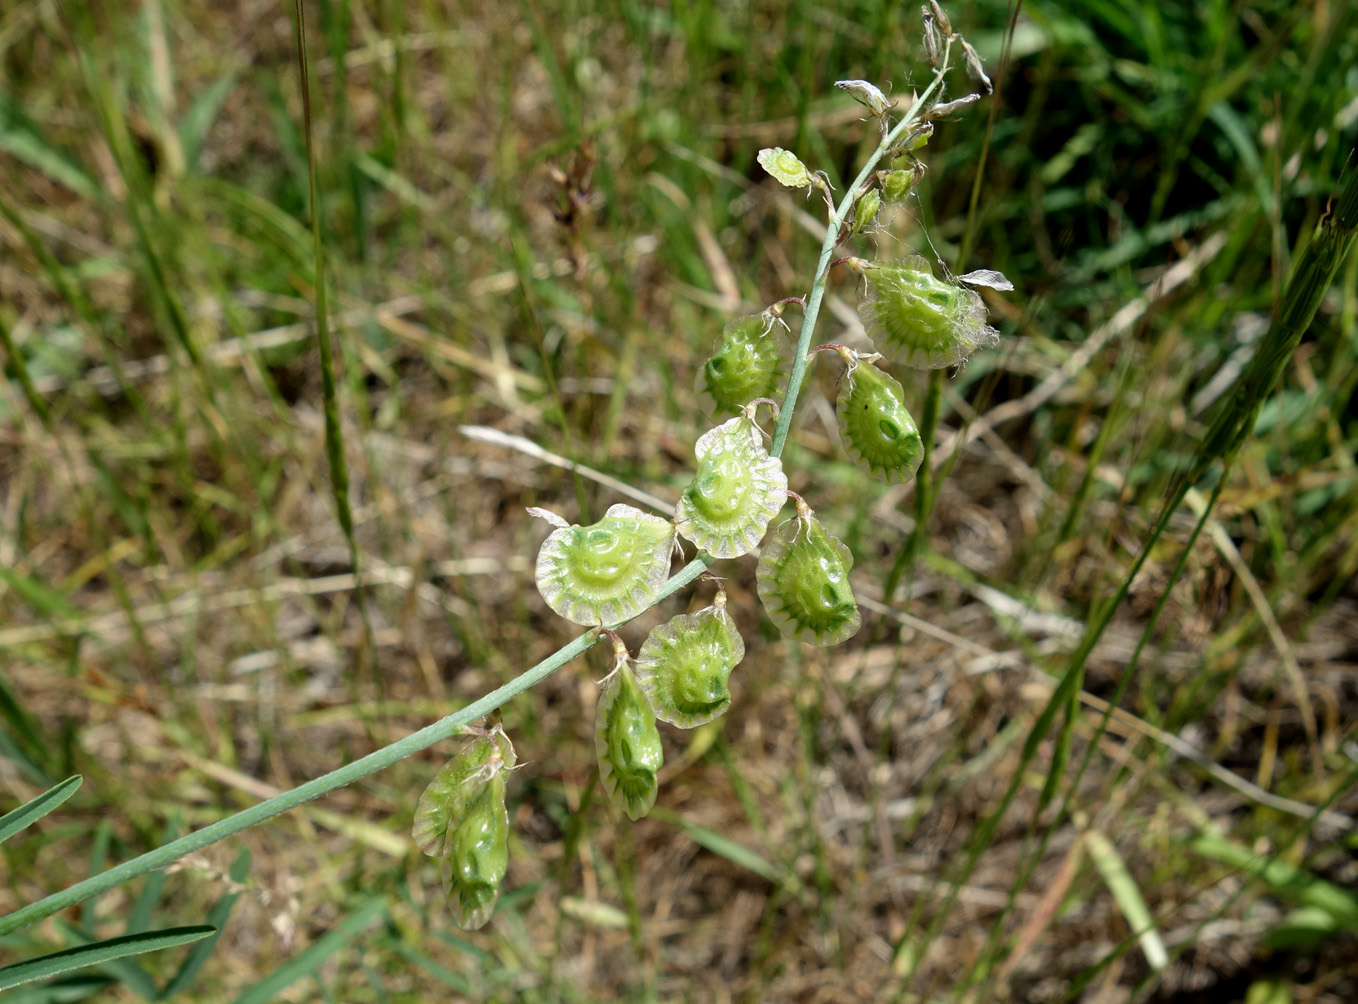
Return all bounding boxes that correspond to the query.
[2,1,1357,1001]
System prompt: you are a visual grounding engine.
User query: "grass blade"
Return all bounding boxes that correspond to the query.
[229,896,386,1004]
[1085,829,1167,972]
[0,928,215,993]
[0,776,82,845]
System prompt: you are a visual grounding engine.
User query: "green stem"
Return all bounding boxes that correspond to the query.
[770,45,953,459]
[0,46,962,940]
[0,556,711,935]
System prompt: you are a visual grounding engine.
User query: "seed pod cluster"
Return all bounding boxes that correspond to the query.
[412,731,516,930]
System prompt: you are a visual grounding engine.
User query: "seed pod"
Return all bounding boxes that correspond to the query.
[699,313,783,416]
[856,255,999,370]
[837,354,923,484]
[636,590,745,728]
[533,504,676,626]
[881,169,916,202]
[412,731,516,930]
[595,662,664,820]
[674,410,788,558]
[757,147,813,188]
[852,189,882,237]
[756,498,861,646]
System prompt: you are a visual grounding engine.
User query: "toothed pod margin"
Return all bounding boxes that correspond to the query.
[855,255,999,370]
[674,410,788,559]
[595,663,664,820]
[837,355,923,484]
[699,313,783,416]
[756,499,861,646]
[412,732,515,930]
[636,592,745,728]
[533,504,676,626]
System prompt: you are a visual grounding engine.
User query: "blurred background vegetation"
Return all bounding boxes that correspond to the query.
[1,0,1356,1000]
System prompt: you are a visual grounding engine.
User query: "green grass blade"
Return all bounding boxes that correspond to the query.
[158,848,251,1000]
[650,807,789,887]
[57,922,157,1001]
[1084,830,1167,971]
[0,776,82,846]
[0,928,215,993]
[1190,833,1358,930]
[229,897,386,1004]
[81,821,114,936]
[126,818,180,936]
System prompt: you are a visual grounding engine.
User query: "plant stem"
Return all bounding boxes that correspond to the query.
[770,45,953,458]
[0,555,711,935]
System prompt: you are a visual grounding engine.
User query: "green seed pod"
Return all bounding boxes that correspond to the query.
[699,313,783,416]
[881,169,914,202]
[857,255,998,370]
[837,354,923,484]
[756,498,861,646]
[853,189,882,236]
[595,662,664,820]
[757,147,813,188]
[636,590,745,728]
[674,411,788,558]
[412,731,516,930]
[532,504,676,626]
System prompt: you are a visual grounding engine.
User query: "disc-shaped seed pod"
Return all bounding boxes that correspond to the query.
[412,731,515,930]
[533,504,676,626]
[595,663,664,820]
[756,499,861,646]
[857,255,998,370]
[698,313,783,416]
[636,591,745,728]
[838,356,923,484]
[674,412,788,558]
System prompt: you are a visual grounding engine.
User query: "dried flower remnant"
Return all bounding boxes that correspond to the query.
[674,405,788,559]
[594,635,664,820]
[412,729,516,930]
[636,587,745,728]
[851,255,999,370]
[756,495,861,646]
[531,504,676,626]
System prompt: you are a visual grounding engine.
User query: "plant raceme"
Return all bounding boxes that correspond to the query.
[413,7,1009,928]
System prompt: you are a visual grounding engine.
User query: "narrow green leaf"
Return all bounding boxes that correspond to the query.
[81,822,113,937]
[0,928,214,993]
[0,95,99,200]
[650,808,789,886]
[57,922,157,1001]
[230,896,386,1004]
[0,972,109,1003]
[1085,830,1167,971]
[0,776,81,846]
[159,848,251,1000]
[126,817,179,936]
[0,569,81,620]
[178,71,238,171]
[1190,834,1358,930]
